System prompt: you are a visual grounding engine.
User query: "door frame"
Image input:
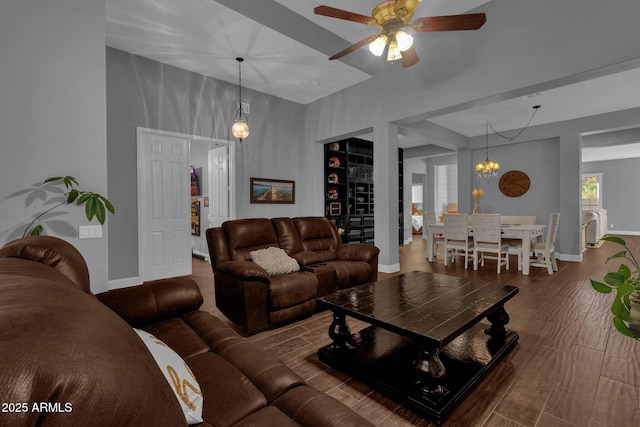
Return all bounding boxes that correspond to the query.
[137,127,235,281]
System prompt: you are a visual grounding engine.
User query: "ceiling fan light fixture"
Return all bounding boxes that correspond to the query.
[396,30,413,51]
[369,34,388,56]
[387,37,401,63]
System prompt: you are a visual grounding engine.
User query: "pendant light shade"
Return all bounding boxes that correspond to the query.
[231,57,249,141]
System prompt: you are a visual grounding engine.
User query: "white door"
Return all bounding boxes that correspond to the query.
[208,145,232,228]
[137,128,191,281]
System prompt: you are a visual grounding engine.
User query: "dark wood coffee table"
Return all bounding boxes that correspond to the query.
[317,271,519,424]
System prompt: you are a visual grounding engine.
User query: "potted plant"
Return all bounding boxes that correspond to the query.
[22,176,115,237]
[590,236,640,340]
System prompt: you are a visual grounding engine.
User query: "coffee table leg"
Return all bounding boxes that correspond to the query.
[328,312,352,350]
[415,347,446,397]
[485,306,510,339]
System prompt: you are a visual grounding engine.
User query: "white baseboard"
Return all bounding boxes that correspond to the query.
[378,263,400,273]
[107,276,141,290]
[608,230,640,236]
[192,249,210,262]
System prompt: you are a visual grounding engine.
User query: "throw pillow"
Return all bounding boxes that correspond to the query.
[134,329,203,425]
[249,247,300,276]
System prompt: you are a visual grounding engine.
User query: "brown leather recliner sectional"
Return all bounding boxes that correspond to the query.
[206,216,380,333]
[0,236,373,427]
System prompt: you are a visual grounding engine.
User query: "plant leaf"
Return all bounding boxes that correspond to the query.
[591,279,612,294]
[44,176,63,184]
[613,317,638,339]
[28,225,44,236]
[618,264,631,280]
[99,195,115,214]
[95,198,106,224]
[66,189,79,204]
[606,251,628,262]
[76,193,91,206]
[604,272,626,287]
[85,197,97,221]
[611,283,633,320]
[602,236,627,246]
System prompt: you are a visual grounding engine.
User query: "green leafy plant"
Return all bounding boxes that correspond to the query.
[23,176,115,237]
[590,236,640,340]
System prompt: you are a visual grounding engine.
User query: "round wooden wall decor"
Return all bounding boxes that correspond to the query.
[499,170,530,197]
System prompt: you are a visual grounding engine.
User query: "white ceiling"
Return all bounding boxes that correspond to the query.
[105,0,640,150]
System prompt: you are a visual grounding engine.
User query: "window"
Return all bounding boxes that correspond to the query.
[581,173,602,210]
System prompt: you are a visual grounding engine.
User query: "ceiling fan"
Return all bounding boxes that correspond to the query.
[314,0,486,68]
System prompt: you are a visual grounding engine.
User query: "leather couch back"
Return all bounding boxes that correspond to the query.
[293,217,340,254]
[223,218,279,261]
[0,236,187,427]
[0,235,91,293]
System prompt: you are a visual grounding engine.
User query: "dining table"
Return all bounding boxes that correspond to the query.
[426,222,545,275]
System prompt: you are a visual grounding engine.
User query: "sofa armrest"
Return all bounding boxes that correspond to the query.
[97,277,203,327]
[336,243,380,263]
[216,260,271,283]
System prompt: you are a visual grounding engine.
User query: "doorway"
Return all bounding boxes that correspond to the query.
[137,128,235,281]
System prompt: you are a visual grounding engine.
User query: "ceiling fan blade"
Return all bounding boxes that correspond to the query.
[314,5,377,25]
[412,13,486,32]
[328,34,381,60]
[394,0,423,22]
[400,46,420,68]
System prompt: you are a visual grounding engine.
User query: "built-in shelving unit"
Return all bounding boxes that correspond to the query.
[324,138,374,244]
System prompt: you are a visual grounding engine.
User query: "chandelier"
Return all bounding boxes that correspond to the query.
[476,122,500,177]
[475,105,541,178]
[231,57,249,141]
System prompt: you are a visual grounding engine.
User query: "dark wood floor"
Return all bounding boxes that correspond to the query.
[190,236,640,426]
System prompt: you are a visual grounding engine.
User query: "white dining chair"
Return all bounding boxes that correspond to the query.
[443,214,473,268]
[425,212,445,259]
[519,212,560,274]
[472,214,509,273]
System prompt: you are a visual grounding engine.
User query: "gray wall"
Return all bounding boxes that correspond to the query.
[583,157,640,233]
[107,48,313,281]
[0,0,108,292]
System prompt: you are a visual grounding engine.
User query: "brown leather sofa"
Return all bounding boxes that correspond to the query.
[0,236,373,427]
[206,216,380,333]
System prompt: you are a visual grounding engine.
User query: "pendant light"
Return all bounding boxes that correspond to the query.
[475,122,500,177]
[231,57,249,141]
[475,105,541,178]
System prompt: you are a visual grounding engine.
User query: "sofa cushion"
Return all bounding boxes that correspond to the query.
[224,218,279,261]
[250,247,300,276]
[97,277,203,328]
[293,217,339,256]
[269,271,318,311]
[143,317,210,360]
[185,352,268,426]
[326,260,372,289]
[271,217,304,254]
[134,328,204,425]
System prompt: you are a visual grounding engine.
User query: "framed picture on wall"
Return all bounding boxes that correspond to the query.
[191,199,200,236]
[250,178,295,204]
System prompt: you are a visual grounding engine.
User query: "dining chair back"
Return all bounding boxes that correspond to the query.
[472,214,510,273]
[520,212,560,274]
[443,214,473,268]
[425,212,445,259]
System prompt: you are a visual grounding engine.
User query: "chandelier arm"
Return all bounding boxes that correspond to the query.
[488,105,540,141]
